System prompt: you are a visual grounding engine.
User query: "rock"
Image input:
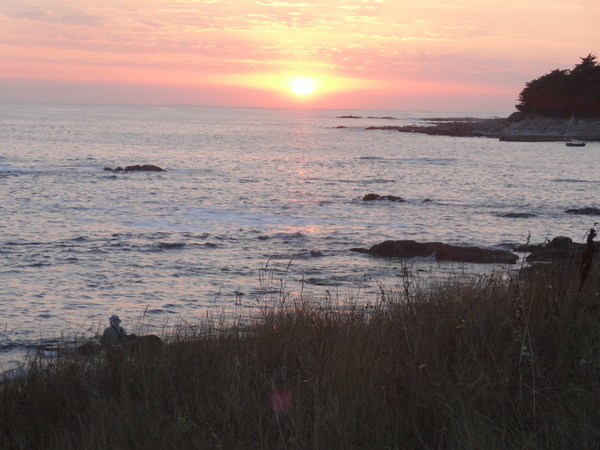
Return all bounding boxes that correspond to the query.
[125,164,165,172]
[294,250,325,258]
[520,236,600,262]
[566,207,600,215]
[365,117,508,138]
[499,212,537,218]
[351,240,518,264]
[514,236,571,253]
[349,247,371,254]
[361,113,600,141]
[363,193,405,202]
[104,164,165,172]
[550,236,574,246]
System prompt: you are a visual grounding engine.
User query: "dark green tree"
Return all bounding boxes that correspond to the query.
[516,54,600,117]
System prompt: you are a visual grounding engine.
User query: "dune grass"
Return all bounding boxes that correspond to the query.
[1,257,599,449]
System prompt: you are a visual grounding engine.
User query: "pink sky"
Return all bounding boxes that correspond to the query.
[0,0,598,112]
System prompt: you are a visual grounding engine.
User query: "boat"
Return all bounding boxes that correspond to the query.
[564,114,586,147]
[565,139,586,147]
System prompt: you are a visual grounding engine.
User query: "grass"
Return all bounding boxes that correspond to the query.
[1,256,599,449]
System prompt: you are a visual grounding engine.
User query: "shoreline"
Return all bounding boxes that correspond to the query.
[357,113,600,141]
[2,259,599,448]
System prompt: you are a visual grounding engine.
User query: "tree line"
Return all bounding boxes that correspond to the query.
[516,53,600,117]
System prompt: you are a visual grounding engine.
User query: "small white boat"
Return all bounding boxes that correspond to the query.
[565,139,586,147]
[564,115,586,147]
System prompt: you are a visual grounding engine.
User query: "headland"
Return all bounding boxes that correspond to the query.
[358,113,600,142]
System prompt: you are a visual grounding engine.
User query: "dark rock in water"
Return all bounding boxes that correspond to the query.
[350,247,371,254]
[549,236,573,247]
[514,236,572,253]
[520,236,600,262]
[104,164,165,172]
[293,250,325,258]
[363,193,405,202]
[125,164,165,172]
[566,207,600,215]
[351,240,518,264]
[157,242,186,250]
[500,212,537,218]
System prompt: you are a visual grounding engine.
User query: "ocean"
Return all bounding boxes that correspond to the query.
[1,103,598,368]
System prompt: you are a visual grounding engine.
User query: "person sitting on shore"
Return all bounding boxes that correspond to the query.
[100,315,126,346]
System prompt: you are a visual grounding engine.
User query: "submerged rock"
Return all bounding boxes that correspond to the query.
[516,236,600,262]
[363,193,405,202]
[104,164,165,172]
[500,212,537,218]
[351,240,518,264]
[566,207,600,215]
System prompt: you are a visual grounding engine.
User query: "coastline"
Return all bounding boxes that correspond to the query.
[360,113,600,141]
[2,259,599,449]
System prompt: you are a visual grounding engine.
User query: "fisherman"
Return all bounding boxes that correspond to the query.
[100,314,126,346]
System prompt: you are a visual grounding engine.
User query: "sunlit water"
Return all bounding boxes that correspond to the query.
[1,103,598,367]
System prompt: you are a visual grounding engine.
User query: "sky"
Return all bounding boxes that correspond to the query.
[0,0,598,112]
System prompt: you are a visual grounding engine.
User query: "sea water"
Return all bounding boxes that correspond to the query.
[1,103,598,367]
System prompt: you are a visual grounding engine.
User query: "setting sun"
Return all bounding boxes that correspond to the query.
[290,78,316,96]
[0,0,595,111]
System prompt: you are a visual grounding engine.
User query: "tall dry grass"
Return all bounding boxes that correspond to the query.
[1,258,599,449]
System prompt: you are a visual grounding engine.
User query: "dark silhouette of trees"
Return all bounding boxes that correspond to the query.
[516,54,600,117]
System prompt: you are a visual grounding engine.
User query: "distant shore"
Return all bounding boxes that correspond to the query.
[347,113,600,141]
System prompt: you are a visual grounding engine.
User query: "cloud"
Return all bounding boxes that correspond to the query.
[0,0,597,110]
[9,6,102,26]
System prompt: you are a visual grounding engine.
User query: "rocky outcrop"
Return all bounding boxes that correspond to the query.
[515,236,600,262]
[363,193,405,202]
[351,240,518,264]
[566,207,600,215]
[357,113,600,141]
[499,212,537,218]
[364,117,508,138]
[104,164,165,172]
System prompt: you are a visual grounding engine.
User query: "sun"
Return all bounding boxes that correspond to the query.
[290,77,316,96]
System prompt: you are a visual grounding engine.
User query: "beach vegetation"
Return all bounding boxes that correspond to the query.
[1,252,599,449]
